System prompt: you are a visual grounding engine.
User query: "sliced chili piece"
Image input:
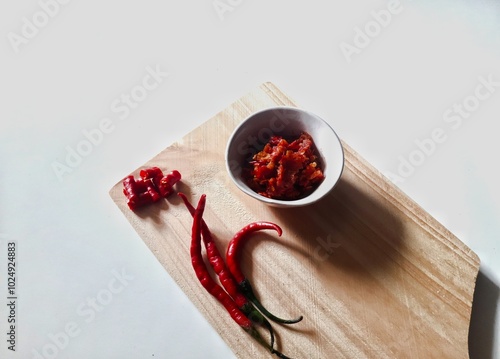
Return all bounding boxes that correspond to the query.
[140,167,182,198]
[139,166,163,181]
[159,170,181,197]
[122,167,181,210]
[191,195,292,359]
[123,176,159,210]
[226,222,303,325]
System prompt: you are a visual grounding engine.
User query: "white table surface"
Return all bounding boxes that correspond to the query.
[1,1,499,358]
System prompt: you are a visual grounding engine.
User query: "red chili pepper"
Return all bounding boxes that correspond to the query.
[226,222,303,325]
[179,193,245,306]
[190,195,292,359]
[178,193,276,350]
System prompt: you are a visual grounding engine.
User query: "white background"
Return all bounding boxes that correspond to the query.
[1,1,499,358]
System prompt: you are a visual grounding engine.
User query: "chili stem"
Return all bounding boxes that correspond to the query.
[241,278,303,325]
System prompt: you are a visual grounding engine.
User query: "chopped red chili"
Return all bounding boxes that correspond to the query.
[244,132,324,200]
[122,167,181,210]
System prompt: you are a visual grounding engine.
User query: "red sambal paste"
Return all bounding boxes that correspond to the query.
[244,132,325,200]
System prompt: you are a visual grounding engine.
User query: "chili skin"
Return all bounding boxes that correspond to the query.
[226,222,303,325]
[190,195,291,359]
[178,193,276,350]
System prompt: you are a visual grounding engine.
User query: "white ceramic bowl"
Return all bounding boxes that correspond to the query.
[225,106,344,208]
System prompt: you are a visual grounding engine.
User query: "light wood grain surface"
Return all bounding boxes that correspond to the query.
[109,82,480,359]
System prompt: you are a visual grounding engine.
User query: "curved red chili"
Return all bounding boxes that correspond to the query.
[190,195,292,359]
[178,193,275,350]
[191,195,250,325]
[226,222,303,325]
[180,193,245,306]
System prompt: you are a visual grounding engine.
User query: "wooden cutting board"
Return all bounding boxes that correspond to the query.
[109,82,480,359]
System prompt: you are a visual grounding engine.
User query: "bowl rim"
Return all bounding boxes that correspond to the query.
[225,105,345,207]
